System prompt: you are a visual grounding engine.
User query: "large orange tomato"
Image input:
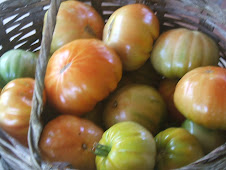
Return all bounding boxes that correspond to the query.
[0,78,45,146]
[44,39,122,116]
[103,3,159,71]
[174,66,226,130]
[44,1,104,54]
[39,115,104,170]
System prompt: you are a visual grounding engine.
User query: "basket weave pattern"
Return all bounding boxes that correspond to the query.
[0,0,226,169]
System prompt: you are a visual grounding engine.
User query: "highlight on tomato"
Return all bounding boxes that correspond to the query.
[44,39,122,116]
[174,66,226,130]
[103,3,159,71]
[44,0,105,54]
[39,115,104,170]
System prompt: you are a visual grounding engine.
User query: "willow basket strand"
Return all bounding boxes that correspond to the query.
[0,0,226,170]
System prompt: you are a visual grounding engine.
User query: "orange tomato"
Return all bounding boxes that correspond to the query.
[44,39,122,116]
[174,66,226,130]
[39,115,104,170]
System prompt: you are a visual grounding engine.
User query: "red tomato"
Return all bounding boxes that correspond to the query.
[103,3,159,71]
[44,1,104,54]
[44,39,122,116]
[0,78,45,146]
[174,66,226,130]
[158,78,185,126]
[39,115,104,170]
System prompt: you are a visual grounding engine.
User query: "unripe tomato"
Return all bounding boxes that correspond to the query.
[44,1,104,54]
[151,28,219,78]
[174,66,226,130]
[95,121,156,170]
[103,84,167,135]
[155,128,204,170]
[39,115,104,170]
[0,78,45,146]
[44,39,122,116]
[103,4,159,71]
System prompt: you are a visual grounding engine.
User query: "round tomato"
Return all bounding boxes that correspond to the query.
[44,1,104,54]
[39,115,104,170]
[103,3,159,71]
[174,66,226,130]
[0,78,43,146]
[158,78,185,126]
[103,84,167,135]
[155,127,204,170]
[0,49,38,88]
[151,28,219,78]
[95,121,156,170]
[44,39,122,116]
[182,119,226,154]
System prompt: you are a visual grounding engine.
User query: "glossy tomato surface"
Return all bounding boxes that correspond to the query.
[174,66,226,130]
[39,115,104,170]
[103,84,167,135]
[151,28,219,78]
[44,39,122,116]
[103,3,159,71]
[155,128,204,170]
[95,121,156,170]
[0,78,36,145]
[44,1,104,54]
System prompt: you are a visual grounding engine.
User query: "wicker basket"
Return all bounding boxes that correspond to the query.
[0,0,225,169]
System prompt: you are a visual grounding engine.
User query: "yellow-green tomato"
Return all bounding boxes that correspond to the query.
[151,28,219,78]
[155,128,204,170]
[95,121,156,170]
[182,119,226,154]
[103,84,167,135]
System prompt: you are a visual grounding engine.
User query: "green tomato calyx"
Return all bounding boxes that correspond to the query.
[94,143,111,157]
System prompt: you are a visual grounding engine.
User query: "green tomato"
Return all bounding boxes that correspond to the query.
[95,121,156,170]
[155,127,204,170]
[0,49,38,88]
[182,119,226,154]
[103,84,167,135]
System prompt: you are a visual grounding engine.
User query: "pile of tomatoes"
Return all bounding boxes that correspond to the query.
[0,1,225,170]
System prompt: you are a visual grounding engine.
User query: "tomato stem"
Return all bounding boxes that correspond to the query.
[94,143,111,157]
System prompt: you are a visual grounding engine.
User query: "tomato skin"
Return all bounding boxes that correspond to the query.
[95,121,156,170]
[158,78,185,126]
[39,115,104,170]
[155,128,204,170]
[0,49,38,88]
[0,78,37,146]
[174,66,226,130]
[103,84,167,135]
[151,28,219,78]
[44,39,122,116]
[44,1,104,54]
[182,119,226,154]
[103,4,159,71]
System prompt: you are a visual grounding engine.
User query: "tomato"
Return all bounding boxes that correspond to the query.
[0,49,38,88]
[155,127,204,170]
[151,28,219,78]
[44,1,104,54]
[182,119,226,154]
[0,78,42,146]
[174,66,226,130]
[95,121,156,170]
[44,39,122,116]
[103,3,159,71]
[158,78,185,126]
[103,84,167,135]
[39,115,103,170]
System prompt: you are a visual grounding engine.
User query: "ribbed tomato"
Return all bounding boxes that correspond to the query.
[44,39,122,116]
[174,66,226,130]
[151,28,219,78]
[44,0,104,54]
